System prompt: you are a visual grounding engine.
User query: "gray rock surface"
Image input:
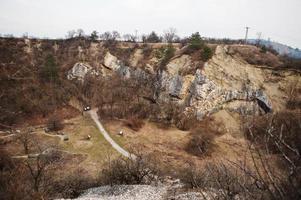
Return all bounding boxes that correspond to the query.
[67,45,275,118]
[67,63,99,81]
[74,185,167,200]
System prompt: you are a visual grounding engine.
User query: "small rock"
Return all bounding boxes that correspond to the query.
[62,135,69,141]
[118,130,124,136]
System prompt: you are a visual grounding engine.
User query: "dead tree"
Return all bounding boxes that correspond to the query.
[17,128,33,154]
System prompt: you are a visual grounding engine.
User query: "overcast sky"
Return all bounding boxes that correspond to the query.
[0,0,300,48]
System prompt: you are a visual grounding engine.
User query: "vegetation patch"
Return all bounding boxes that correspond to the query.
[185,117,224,157]
[99,154,159,185]
[155,44,176,70]
[123,117,144,131]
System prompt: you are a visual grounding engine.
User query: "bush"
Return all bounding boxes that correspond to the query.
[124,117,144,131]
[100,155,159,185]
[185,128,215,156]
[242,110,301,199]
[280,55,301,70]
[52,169,95,199]
[174,113,199,131]
[156,44,176,69]
[177,162,265,199]
[188,32,204,51]
[201,45,213,61]
[286,99,301,110]
[47,116,64,131]
[183,32,213,62]
[143,31,162,43]
[0,149,29,200]
[185,117,223,156]
[228,46,281,68]
[245,111,301,155]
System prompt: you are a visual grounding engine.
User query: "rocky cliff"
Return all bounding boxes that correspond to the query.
[1,37,299,121]
[66,42,299,119]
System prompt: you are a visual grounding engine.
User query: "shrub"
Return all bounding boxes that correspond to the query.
[286,100,301,110]
[185,128,215,156]
[177,162,265,199]
[228,46,281,68]
[144,31,162,43]
[100,155,159,185]
[47,116,64,131]
[110,47,134,66]
[183,32,213,62]
[245,111,301,162]
[124,117,144,131]
[201,45,213,61]
[188,32,204,51]
[243,110,301,199]
[185,117,223,156]
[52,169,95,199]
[0,149,29,200]
[259,44,279,55]
[174,112,199,131]
[260,45,267,53]
[156,44,176,69]
[280,55,301,70]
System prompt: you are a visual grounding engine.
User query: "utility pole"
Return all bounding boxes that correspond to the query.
[135,30,138,42]
[244,26,250,44]
[256,32,262,46]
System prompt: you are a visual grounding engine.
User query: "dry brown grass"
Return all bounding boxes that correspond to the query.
[185,117,224,157]
[229,45,282,68]
[102,117,244,173]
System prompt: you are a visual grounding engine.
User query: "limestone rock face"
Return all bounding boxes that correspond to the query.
[66,44,301,119]
[185,45,274,118]
[151,45,274,118]
[67,63,98,81]
[166,55,192,75]
[104,52,121,71]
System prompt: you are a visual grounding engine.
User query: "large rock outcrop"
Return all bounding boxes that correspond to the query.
[66,44,300,119]
[67,62,99,81]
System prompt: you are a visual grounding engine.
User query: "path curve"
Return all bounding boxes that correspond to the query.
[88,109,136,159]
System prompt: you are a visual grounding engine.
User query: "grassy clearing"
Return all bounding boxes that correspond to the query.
[61,116,119,163]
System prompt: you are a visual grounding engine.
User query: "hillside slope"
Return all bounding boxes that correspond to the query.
[0,38,300,127]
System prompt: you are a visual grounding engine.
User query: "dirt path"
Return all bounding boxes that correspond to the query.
[88,109,136,159]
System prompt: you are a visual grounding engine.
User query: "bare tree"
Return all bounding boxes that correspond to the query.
[99,31,111,41]
[163,27,177,43]
[24,155,49,193]
[16,128,34,154]
[238,111,301,200]
[66,30,76,39]
[76,29,85,37]
[123,34,136,42]
[112,31,121,40]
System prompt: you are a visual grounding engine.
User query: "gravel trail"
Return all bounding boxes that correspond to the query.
[88,109,136,159]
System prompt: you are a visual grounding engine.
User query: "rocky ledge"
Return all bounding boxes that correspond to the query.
[72,185,167,200]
